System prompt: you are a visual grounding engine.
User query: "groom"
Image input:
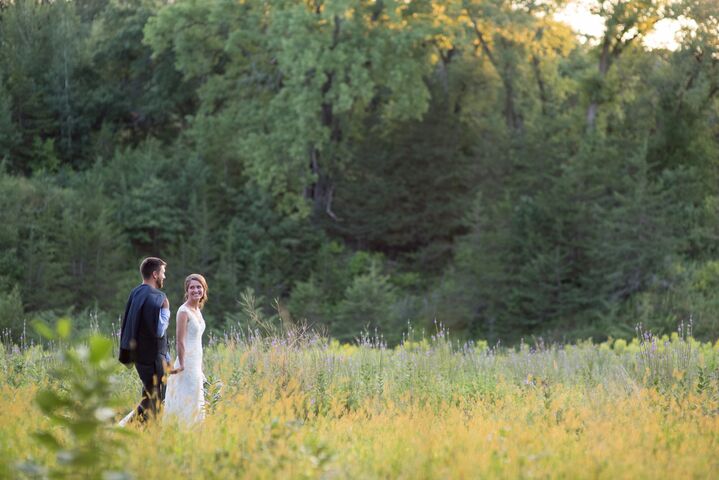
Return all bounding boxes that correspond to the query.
[119,257,171,422]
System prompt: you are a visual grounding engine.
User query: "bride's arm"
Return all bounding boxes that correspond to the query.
[174,309,189,373]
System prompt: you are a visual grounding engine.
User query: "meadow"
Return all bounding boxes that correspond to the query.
[1,323,718,479]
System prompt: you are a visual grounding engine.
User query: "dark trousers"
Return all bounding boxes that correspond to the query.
[134,356,167,420]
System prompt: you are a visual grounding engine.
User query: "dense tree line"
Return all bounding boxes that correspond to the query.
[1,0,718,344]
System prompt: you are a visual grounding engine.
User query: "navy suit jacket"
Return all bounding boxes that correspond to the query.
[119,284,167,365]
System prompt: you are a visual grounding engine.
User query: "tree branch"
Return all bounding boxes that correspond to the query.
[465,9,499,71]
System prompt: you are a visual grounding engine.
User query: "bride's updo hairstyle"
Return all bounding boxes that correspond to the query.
[184,273,209,309]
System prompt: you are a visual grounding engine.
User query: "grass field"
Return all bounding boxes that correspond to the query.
[1,325,718,479]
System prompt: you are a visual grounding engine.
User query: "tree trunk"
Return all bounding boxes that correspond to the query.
[306,14,342,220]
[531,55,548,117]
[467,11,522,133]
[586,40,611,131]
[307,147,338,220]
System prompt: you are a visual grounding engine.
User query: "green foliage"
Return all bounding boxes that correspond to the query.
[328,93,476,272]
[0,82,19,160]
[629,260,719,339]
[334,264,401,344]
[0,286,24,341]
[16,320,132,479]
[0,0,60,173]
[86,0,197,149]
[233,288,283,337]
[288,277,333,333]
[3,323,719,478]
[289,244,411,343]
[95,142,185,251]
[0,0,718,344]
[0,170,129,313]
[210,185,325,304]
[0,173,71,309]
[203,374,223,416]
[145,0,436,215]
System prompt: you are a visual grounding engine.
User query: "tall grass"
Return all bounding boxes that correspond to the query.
[2,320,718,478]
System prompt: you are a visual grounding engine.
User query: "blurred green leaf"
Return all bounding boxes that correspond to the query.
[111,426,138,437]
[31,432,62,451]
[57,448,101,467]
[49,414,73,429]
[56,318,72,339]
[89,336,113,364]
[66,449,100,467]
[33,321,55,340]
[64,348,85,368]
[35,390,68,414]
[67,419,99,439]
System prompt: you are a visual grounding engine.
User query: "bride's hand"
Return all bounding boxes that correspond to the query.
[170,366,184,375]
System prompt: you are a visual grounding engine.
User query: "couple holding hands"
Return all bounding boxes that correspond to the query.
[118,257,208,426]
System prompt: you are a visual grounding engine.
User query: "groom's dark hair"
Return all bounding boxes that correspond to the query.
[140,257,167,279]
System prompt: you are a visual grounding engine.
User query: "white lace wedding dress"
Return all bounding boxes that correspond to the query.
[164,304,205,425]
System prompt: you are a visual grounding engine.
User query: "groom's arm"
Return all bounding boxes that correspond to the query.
[157,296,170,337]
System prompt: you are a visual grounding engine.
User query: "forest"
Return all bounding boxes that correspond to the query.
[1,0,718,345]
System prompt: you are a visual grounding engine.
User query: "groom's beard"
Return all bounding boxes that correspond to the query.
[156,278,164,289]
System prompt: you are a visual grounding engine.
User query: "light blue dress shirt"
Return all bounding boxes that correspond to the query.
[158,307,170,337]
[158,307,171,363]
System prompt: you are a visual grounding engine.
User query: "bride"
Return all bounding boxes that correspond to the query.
[164,273,208,425]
